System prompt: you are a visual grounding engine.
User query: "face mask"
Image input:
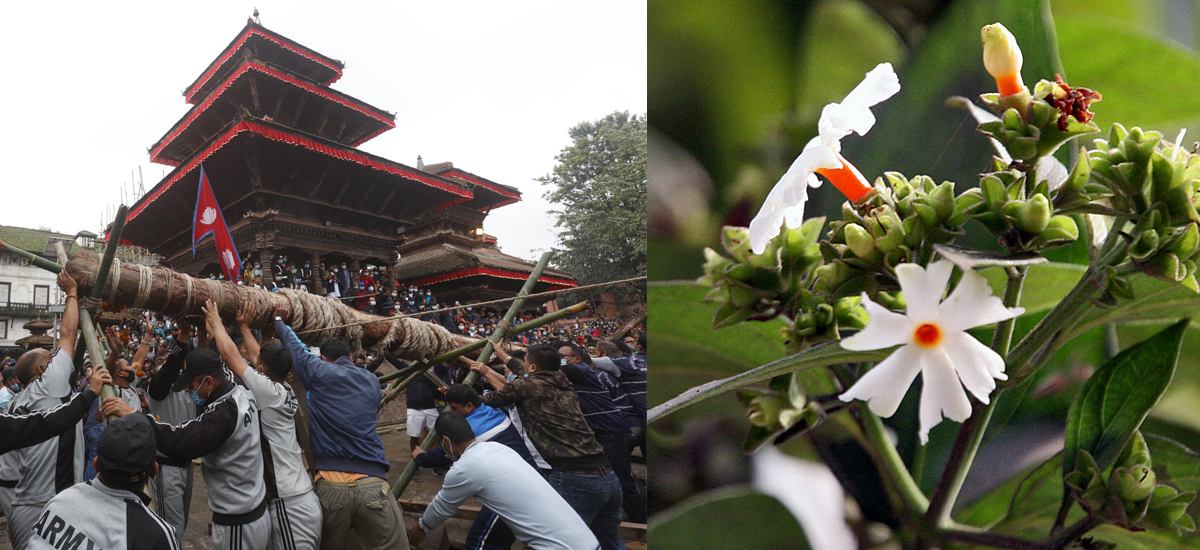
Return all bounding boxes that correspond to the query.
[466,307,472,312]
[305,264,310,268]
[442,437,459,462]
[119,370,135,381]
[561,358,568,366]
[368,286,375,292]
[369,300,376,306]
[409,301,415,305]
[11,383,20,392]
[189,388,205,406]
[458,325,465,330]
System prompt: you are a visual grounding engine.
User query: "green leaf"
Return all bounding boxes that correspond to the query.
[648,282,795,420]
[649,338,888,424]
[648,486,810,550]
[1062,320,1189,514]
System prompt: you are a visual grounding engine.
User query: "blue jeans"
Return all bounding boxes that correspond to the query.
[549,470,625,550]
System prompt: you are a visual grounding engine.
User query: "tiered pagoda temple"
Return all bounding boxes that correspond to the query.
[391,162,576,304]
[119,20,575,297]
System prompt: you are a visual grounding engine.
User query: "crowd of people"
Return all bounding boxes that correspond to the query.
[0,269,647,550]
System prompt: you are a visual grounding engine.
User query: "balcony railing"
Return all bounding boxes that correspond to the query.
[0,302,58,316]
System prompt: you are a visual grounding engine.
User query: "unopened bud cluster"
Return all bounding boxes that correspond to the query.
[959,168,1079,251]
[1064,431,1196,533]
[1088,123,1200,290]
[817,173,969,296]
[699,221,833,330]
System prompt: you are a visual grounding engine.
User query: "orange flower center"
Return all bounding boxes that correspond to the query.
[914,323,942,347]
[994,72,1025,98]
[815,157,872,203]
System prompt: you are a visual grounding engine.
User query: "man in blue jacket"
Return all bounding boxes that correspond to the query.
[274,317,410,550]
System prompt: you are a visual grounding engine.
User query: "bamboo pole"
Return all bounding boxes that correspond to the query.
[75,205,129,370]
[53,242,120,423]
[391,252,553,499]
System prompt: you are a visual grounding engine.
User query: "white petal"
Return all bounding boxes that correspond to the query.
[1037,156,1069,191]
[752,447,856,550]
[896,261,954,321]
[941,332,1005,403]
[918,348,973,444]
[839,344,921,417]
[840,295,913,351]
[962,101,1012,163]
[816,62,900,145]
[749,175,801,254]
[937,268,1024,332]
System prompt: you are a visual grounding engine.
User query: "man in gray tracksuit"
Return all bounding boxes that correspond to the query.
[104,348,269,550]
[7,270,84,550]
[206,300,323,549]
[146,330,198,546]
[26,413,179,550]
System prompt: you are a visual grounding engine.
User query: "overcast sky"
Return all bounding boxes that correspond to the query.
[0,1,646,263]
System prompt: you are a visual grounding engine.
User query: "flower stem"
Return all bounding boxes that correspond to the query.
[939,528,1046,550]
[1046,515,1102,550]
[923,267,1026,529]
[859,406,930,515]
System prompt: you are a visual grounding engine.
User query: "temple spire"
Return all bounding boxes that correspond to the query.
[417,155,424,170]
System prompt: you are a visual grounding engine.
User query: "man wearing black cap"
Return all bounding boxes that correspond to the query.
[25,413,179,550]
[104,347,269,550]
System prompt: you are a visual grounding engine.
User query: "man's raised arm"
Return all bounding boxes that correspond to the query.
[55,270,78,356]
[274,318,323,387]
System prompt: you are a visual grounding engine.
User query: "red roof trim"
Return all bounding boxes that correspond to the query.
[402,267,576,288]
[152,61,395,165]
[184,27,343,104]
[477,197,521,212]
[129,120,470,222]
[439,168,520,199]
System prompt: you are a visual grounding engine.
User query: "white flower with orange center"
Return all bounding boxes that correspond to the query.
[838,261,1025,443]
[748,62,901,254]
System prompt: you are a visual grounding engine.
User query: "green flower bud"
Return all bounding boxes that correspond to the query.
[844,223,876,259]
[928,182,957,222]
[1004,195,1051,233]
[1116,465,1157,502]
[1172,224,1200,258]
[833,296,868,330]
[747,395,786,428]
[721,226,754,262]
[1039,215,1079,244]
[1130,229,1161,261]
[700,248,734,286]
[1147,252,1186,282]
[981,175,1009,211]
[1121,431,1153,469]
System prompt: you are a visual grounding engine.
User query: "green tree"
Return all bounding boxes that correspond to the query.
[541,111,647,293]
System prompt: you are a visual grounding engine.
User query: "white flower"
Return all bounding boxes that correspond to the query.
[838,261,1024,443]
[748,62,901,254]
[753,447,855,550]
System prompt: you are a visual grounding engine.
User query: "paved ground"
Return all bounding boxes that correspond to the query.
[0,390,648,549]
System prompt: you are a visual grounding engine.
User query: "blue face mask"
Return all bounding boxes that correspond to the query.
[189,388,205,406]
[11,383,19,392]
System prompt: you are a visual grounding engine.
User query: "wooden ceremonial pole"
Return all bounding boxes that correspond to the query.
[610,312,647,341]
[391,252,553,499]
[376,302,590,401]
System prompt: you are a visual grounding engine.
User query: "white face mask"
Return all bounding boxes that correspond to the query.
[560,358,568,366]
[442,436,459,462]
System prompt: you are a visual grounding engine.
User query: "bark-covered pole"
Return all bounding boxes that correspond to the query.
[60,249,478,360]
[391,252,553,499]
